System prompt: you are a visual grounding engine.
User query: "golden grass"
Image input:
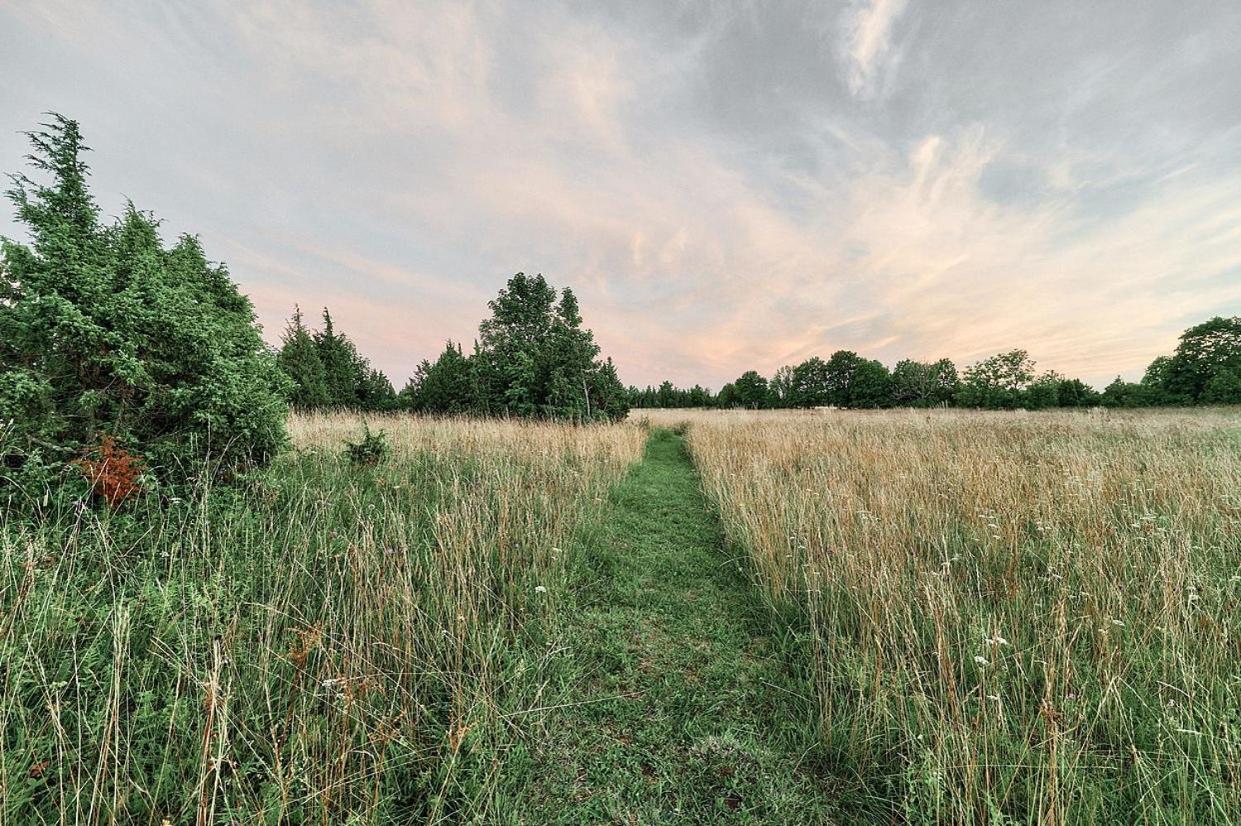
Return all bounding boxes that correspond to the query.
[645,406,1241,822]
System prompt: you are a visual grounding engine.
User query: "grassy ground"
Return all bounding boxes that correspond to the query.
[0,414,645,824]
[521,428,833,824]
[653,407,1241,824]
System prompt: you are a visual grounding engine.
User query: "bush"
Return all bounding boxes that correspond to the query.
[344,424,389,466]
[0,116,289,493]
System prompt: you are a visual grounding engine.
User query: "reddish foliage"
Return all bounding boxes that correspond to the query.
[75,435,143,507]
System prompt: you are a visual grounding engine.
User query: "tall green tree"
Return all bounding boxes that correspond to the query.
[731,370,769,409]
[314,308,362,407]
[403,341,476,414]
[1163,316,1241,402]
[957,350,1036,409]
[473,273,628,420]
[891,358,959,407]
[790,356,831,407]
[277,305,329,409]
[0,115,288,482]
[850,359,893,408]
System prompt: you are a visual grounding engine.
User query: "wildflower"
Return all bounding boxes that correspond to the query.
[974,656,988,666]
[986,635,1009,647]
[534,585,547,594]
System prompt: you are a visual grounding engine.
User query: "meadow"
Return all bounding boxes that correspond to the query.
[4,406,1239,823]
[0,413,644,823]
[645,406,1241,823]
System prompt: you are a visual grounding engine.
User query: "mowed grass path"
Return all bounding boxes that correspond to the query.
[522,428,833,824]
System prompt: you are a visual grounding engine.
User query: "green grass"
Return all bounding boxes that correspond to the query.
[0,416,643,824]
[517,428,833,823]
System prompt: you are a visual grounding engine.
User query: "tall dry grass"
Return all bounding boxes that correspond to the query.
[0,412,644,823]
[649,407,1241,823]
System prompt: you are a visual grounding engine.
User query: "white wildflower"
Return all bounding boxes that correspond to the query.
[534,585,547,594]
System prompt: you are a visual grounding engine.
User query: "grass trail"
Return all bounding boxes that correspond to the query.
[522,428,832,823]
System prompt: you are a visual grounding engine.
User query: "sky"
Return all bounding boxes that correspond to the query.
[2,1,1239,390]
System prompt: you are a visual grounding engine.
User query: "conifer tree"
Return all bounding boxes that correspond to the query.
[0,115,288,482]
[277,305,330,409]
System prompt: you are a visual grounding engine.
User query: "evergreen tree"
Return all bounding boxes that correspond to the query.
[357,367,397,411]
[314,308,361,407]
[404,341,476,414]
[277,305,329,409]
[0,115,288,483]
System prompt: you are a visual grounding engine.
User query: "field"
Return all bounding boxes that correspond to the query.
[3,407,1239,823]
[0,414,645,823]
[646,407,1241,822]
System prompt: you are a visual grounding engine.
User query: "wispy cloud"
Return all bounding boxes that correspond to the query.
[840,0,909,99]
[1,0,1238,389]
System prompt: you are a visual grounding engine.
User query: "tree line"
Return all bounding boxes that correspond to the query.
[276,272,629,421]
[631,318,1241,410]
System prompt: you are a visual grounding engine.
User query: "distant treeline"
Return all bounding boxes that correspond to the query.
[629,317,1241,410]
[277,272,629,421]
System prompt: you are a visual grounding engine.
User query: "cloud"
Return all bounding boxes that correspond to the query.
[840,0,908,99]
[2,0,1238,391]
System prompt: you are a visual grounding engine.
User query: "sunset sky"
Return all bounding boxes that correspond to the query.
[2,1,1239,390]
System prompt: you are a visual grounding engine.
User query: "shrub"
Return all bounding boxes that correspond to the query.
[0,116,289,491]
[343,424,389,466]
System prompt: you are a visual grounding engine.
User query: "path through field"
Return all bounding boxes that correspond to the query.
[523,428,832,823]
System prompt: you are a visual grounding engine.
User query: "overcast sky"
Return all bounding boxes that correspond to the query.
[2,1,1239,389]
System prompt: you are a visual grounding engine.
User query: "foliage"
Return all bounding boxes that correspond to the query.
[1164,316,1241,401]
[401,341,477,414]
[956,349,1035,409]
[74,434,144,507]
[891,358,959,407]
[0,115,288,489]
[343,423,389,466]
[731,370,769,409]
[790,356,832,407]
[632,314,1235,413]
[430,272,630,421]
[278,307,397,411]
[277,305,330,409]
